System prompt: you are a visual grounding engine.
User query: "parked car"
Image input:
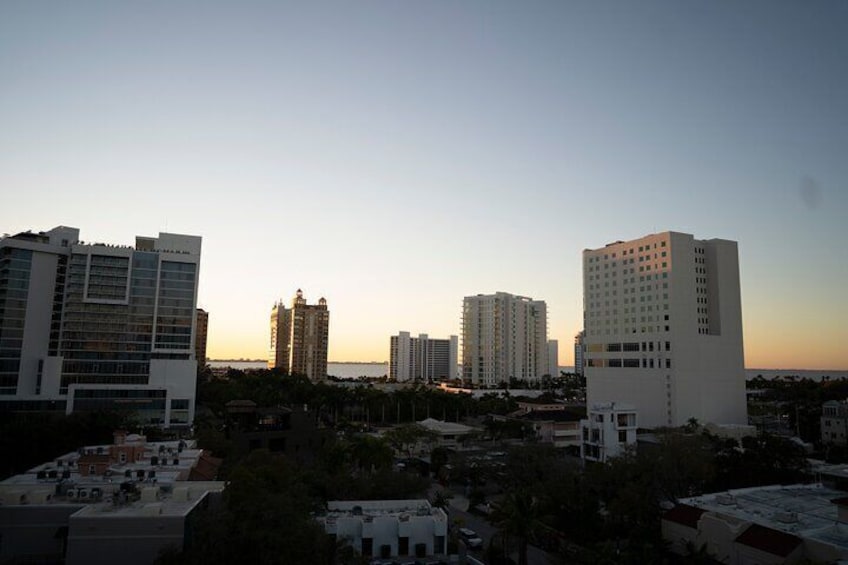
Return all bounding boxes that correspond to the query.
[458,527,484,549]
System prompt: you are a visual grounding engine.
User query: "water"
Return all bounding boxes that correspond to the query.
[209,360,387,379]
[209,361,847,382]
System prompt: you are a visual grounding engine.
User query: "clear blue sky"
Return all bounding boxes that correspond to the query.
[2,1,847,368]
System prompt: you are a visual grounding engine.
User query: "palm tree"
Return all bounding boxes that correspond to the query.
[490,489,539,565]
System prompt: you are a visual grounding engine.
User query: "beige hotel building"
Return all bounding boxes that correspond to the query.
[582,231,747,428]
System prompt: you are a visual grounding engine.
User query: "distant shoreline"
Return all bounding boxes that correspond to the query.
[209,359,388,364]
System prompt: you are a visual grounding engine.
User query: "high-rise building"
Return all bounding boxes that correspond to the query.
[195,309,208,368]
[0,226,202,426]
[389,332,458,383]
[547,339,559,378]
[461,292,548,387]
[574,331,585,376]
[582,231,747,427]
[268,289,329,381]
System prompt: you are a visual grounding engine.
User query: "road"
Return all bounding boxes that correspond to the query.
[430,484,558,565]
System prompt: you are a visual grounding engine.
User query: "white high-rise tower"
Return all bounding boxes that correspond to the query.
[462,292,548,387]
[582,231,747,427]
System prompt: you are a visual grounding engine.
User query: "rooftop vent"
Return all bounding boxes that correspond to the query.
[775,511,798,524]
[716,494,735,505]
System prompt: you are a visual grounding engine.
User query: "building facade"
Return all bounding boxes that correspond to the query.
[268,289,329,381]
[461,292,548,387]
[822,400,848,446]
[547,339,559,378]
[0,227,201,427]
[582,232,747,428]
[663,485,848,563]
[318,500,448,560]
[389,332,458,382]
[195,309,208,368]
[574,331,585,377]
[0,433,223,565]
[580,402,637,463]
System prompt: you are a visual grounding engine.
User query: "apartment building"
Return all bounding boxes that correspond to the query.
[269,289,329,381]
[461,292,548,387]
[389,332,458,382]
[0,227,201,426]
[580,402,638,462]
[821,400,848,446]
[582,232,747,428]
[195,308,208,368]
[574,331,585,377]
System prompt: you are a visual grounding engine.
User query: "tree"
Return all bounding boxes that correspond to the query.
[383,423,438,458]
[490,489,540,565]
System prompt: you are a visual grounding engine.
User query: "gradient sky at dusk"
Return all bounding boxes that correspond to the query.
[2,1,846,369]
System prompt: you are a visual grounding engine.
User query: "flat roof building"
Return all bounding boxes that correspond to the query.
[318,499,448,560]
[0,433,223,565]
[582,232,747,427]
[664,484,848,563]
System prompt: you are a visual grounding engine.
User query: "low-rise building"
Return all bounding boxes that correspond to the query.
[417,418,479,450]
[580,402,637,463]
[318,499,448,560]
[0,432,224,565]
[225,401,328,462]
[822,400,848,445]
[504,401,584,449]
[663,484,848,563]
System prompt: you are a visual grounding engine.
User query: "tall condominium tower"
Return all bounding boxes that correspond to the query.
[462,292,548,387]
[268,289,329,381]
[574,331,585,377]
[0,226,201,427]
[195,308,209,368]
[389,332,458,383]
[547,340,559,378]
[582,231,747,427]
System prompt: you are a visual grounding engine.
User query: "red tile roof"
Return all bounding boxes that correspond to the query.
[735,524,802,557]
[663,504,705,529]
[188,452,223,481]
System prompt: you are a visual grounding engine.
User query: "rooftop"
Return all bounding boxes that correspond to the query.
[680,484,848,550]
[322,499,447,522]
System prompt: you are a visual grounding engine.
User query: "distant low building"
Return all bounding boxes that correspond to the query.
[417,418,479,450]
[318,499,448,560]
[580,402,637,463]
[663,484,848,563]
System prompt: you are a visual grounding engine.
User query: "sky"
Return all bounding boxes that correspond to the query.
[1,1,847,369]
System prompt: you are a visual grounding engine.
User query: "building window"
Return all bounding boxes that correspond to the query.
[399,537,409,556]
[361,538,373,557]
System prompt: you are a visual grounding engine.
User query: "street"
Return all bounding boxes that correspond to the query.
[430,484,558,565]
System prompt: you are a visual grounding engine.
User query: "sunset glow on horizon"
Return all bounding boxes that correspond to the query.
[2,1,846,372]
